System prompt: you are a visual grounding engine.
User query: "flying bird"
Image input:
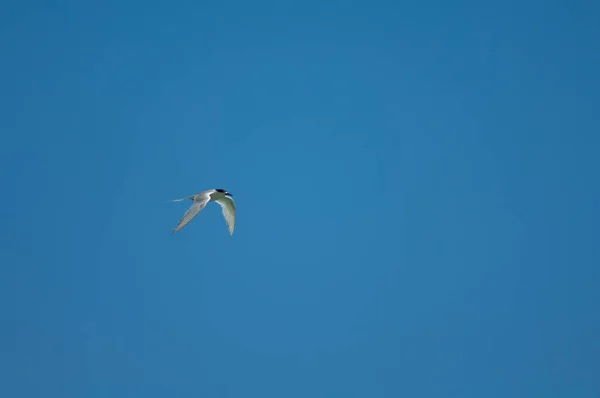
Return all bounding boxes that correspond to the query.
[170,189,235,235]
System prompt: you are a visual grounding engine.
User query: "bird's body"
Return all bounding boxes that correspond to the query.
[170,189,235,235]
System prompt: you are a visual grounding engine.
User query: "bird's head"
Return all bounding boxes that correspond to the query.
[216,188,233,197]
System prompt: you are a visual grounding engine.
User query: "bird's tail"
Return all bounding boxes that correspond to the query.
[167,196,194,203]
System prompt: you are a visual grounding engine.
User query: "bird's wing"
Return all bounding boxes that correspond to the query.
[215,196,236,236]
[172,195,210,234]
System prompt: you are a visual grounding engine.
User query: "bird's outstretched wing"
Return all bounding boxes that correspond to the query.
[215,196,236,236]
[172,196,209,234]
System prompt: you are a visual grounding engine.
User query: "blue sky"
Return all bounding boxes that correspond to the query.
[1,0,599,397]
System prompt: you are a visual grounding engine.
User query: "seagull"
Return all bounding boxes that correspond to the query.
[170,189,235,235]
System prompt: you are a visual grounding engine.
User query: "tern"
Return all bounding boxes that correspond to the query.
[170,189,235,235]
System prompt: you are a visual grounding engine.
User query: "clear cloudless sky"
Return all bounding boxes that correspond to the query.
[1,0,599,397]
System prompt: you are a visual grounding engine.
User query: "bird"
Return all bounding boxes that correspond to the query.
[170,189,235,235]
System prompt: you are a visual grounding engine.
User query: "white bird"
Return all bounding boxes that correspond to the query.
[170,189,235,235]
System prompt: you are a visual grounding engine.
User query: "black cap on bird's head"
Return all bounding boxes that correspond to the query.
[216,188,233,197]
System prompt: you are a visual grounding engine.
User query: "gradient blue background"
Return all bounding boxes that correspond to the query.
[1,1,599,397]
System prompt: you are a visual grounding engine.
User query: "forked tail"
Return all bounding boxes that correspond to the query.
[167,196,194,203]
